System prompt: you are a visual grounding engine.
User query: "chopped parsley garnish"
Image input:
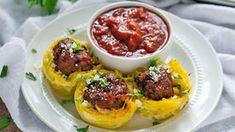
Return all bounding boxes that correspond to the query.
[152,119,161,126]
[68,0,78,4]
[73,44,83,52]
[128,89,144,97]
[67,28,77,35]
[86,78,95,85]
[139,89,145,95]
[96,73,104,78]
[174,84,181,89]
[88,50,94,56]
[181,90,188,94]
[0,65,8,78]
[94,56,99,61]
[0,117,11,130]
[61,99,74,106]
[25,72,37,81]
[83,73,109,87]
[178,74,183,79]
[149,66,161,82]
[99,79,109,87]
[75,125,89,132]
[149,68,159,76]
[78,76,85,81]
[133,74,137,81]
[32,48,37,54]
[76,96,84,103]
[91,73,108,87]
[172,72,182,80]
[28,0,58,14]
[150,57,160,66]
[97,73,108,87]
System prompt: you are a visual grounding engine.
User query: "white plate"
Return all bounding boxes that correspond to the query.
[22,3,223,132]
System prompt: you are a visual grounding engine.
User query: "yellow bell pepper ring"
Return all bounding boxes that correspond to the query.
[74,69,137,129]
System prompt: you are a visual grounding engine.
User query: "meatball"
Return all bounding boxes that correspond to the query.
[53,38,94,76]
[83,73,128,110]
[136,66,173,100]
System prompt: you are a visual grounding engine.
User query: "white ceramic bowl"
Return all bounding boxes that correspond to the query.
[87,1,173,73]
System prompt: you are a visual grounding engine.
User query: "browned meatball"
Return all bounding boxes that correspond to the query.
[83,73,128,110]
[136,66,173,100]
[53,38,94,76]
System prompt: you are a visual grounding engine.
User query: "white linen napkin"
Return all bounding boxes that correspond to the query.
[1,0,235,131]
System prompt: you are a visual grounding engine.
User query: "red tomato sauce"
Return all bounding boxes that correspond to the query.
[91,7,169,57]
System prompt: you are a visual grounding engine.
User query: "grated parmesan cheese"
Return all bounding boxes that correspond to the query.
[81,100,90,107]
[135,99,142,108]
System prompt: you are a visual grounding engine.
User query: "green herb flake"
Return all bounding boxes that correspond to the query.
[75,125,89,132]
[133,74,137,81]
[44,0,58,14]
[0,117,11,130]
[86,78,94,85]
[76,96,84,103]
[178,74,183,79]
[139,89,145,95]
[88,50,94,56]
[181,90,188,94]
[174,84,181,89]
[67,28,77,35]
[152,120,161,126]
[32,48,37,54]
[188,73,191,76]
[73,44,83,52]
[68,0,78,4]
[78,76,85,81]
[28,0,58,14]
[99,79,109,87]
[28,0,42,7]
[61,99,74,106]
[128,89,144,97]
[96,73,104,78]
[0,65,8,78]
[150,57,160,66]
[94,56,99,61]
[25,72,37,81]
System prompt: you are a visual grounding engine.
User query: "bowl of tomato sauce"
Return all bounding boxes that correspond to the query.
[87,1,172,73]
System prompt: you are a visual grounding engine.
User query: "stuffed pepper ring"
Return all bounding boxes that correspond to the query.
[74,69,137,129]
[42,37,98,96]
[132,58,191,120]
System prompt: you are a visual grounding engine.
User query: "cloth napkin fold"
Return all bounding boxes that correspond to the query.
[1,0,235,131]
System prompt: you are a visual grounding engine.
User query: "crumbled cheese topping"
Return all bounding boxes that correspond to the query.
[133,88,138,94]
[51,63,56,68]
[56,70,67,79]
[81,100,90,107]
[149,66,161,82]
[60,40,83,58]
[162,64,170,73]
[93,74,101,81]
[83,87,88,92]
[85,73,109,87]
[148,64,171,82]
[172,72,182,79]
[135,99,142,108]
